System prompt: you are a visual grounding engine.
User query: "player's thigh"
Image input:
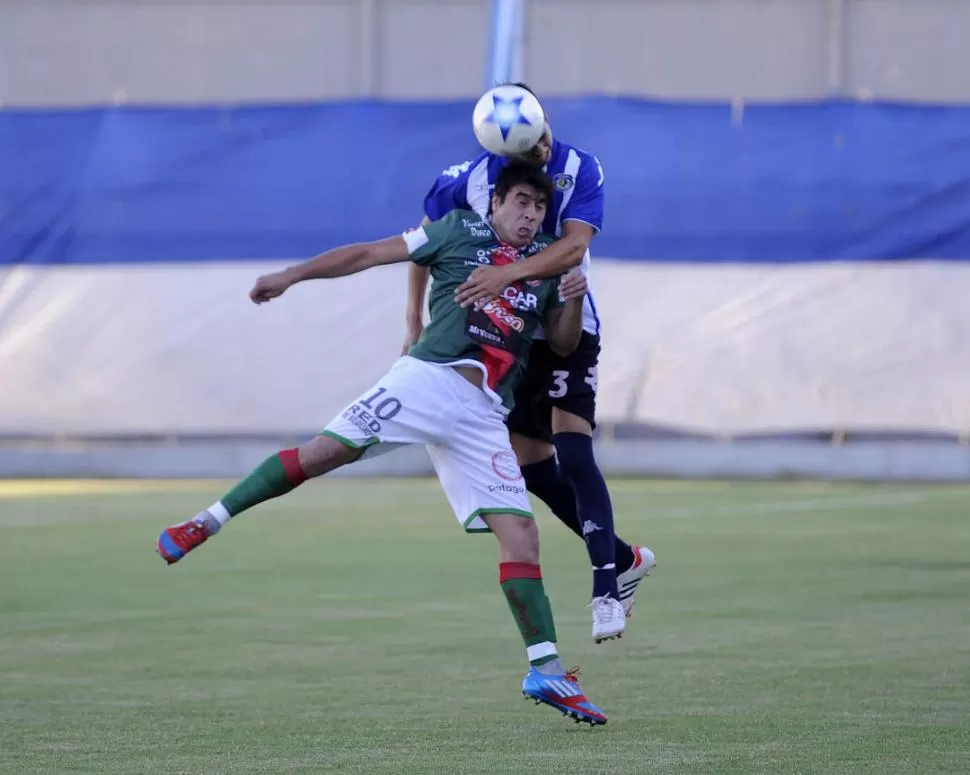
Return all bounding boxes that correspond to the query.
[538,333,600,431]
[427,395,533,534]
[550,407,593,437]
[322,356,462,459]
[505,350,553,446]
[510,431,556,467]
[505,398,554,449]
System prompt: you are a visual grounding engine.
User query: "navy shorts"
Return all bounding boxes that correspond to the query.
[505,332,600,442]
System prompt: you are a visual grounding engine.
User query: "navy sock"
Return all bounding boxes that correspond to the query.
[554,432,620,600]
[520,450,638,576]
[520,456,583,539]
[614,537,636,576]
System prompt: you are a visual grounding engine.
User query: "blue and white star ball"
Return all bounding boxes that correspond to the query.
[472,85,546,157]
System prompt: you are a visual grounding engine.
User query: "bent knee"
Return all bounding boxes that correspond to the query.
[299,434,364,477]
[553,429,596,473]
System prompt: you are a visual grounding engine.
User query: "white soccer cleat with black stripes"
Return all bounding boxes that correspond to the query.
[617,545,656,617]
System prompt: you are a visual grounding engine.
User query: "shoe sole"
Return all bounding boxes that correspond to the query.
[522,692,607,726]
[593,630,624,644]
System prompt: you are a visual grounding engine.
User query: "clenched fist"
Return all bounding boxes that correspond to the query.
[250,270,294,304]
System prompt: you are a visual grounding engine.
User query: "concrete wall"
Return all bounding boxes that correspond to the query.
[1,0,968,105]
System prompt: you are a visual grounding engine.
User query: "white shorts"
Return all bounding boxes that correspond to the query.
[322,356,531,533]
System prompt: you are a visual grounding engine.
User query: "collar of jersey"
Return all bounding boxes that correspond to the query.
[485,218,532,257]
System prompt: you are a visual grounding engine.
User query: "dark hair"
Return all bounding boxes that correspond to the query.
[493,161,554,207]
[511,81,539,99]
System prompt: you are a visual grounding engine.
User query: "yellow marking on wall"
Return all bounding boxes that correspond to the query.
[0,480,222,499]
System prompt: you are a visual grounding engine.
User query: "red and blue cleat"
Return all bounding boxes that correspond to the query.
[156,518,209,565]
[522,666,607,725]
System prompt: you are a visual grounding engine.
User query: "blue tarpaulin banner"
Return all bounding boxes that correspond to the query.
[3,98,970,264]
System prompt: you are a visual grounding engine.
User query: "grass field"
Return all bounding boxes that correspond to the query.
[1,479,969,774]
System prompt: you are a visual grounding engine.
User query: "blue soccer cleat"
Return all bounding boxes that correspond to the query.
[522,665,607,725]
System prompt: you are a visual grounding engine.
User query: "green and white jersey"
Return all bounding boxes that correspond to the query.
[403,210,562,411]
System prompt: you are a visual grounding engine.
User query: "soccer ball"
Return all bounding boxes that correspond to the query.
[472,85,546,157]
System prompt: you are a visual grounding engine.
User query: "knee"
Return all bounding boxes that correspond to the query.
[553,431,594,475]
[298,435,362,478]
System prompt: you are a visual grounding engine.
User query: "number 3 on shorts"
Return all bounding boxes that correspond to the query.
[549,370,569,398]
[548,367,598,399]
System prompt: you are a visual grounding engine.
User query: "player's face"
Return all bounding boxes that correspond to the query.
[491,184,548,246]
[512,121,553,166]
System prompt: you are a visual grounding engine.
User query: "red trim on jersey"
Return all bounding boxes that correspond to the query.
[500,562,543,583]
[480,344,516,391]
[278,448,308,486]
[475,243,527,392]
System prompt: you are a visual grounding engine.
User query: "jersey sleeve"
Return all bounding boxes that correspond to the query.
[403,211,460,266]
[422,160,476,221]
[561,153,605,233]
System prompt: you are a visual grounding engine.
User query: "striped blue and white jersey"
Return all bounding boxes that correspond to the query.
[423,139,604,336]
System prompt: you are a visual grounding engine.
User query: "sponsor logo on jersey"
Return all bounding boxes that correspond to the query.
[501,287,539,311]
[462,218,492,238]
[478,300,525,331]
[553,173,575,191]
[467,324,503,345]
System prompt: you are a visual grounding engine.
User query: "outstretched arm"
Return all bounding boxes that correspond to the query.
[250,236,410,304]
[455,221,594,308]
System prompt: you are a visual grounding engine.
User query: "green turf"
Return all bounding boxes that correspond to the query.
[1,479,969,774]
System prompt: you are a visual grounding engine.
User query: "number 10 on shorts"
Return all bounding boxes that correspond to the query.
[344,387,403,436]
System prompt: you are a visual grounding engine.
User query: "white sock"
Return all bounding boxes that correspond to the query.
[207,501,232,527]
[197,501,231,535]
[206,501,232,527]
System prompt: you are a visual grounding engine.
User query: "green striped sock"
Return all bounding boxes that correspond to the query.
[499,562,559,666]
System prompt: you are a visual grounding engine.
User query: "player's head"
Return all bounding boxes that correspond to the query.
[490,161,553,247]
[506,82,553,166]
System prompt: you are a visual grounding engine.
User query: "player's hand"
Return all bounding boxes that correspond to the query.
[455,264,518,309]
[558,268,588,301]
[249,270,294,304]
[402,317,424,355]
